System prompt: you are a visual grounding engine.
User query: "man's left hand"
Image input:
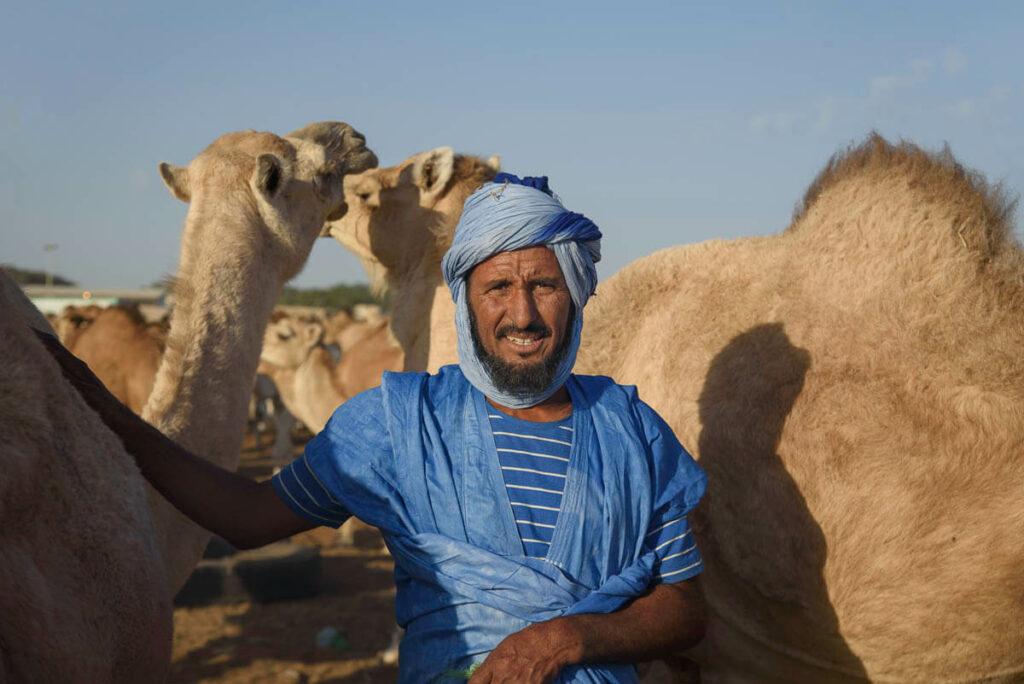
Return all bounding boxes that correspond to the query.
[468,620,581,684]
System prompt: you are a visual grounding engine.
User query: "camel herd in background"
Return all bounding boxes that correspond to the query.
[1,121,1022,683]
[46,301,403,466]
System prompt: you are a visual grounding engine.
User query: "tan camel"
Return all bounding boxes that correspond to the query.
[260,315,342,433]
[326,136,1024,682]
[0,121,375,682]
[322,309,382,350]
[67,304,164,414]
[323,146,499,371]
[323,308,354,346]
[53,303,103,348]
[335,318,404,395]
[259,312,403,432]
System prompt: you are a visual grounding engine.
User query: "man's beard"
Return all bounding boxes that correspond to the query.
[468,306,574,397]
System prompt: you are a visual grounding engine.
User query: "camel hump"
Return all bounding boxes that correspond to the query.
[789,133,1019,262]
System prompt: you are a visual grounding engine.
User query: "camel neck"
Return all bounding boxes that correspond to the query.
[387,258,446,372]
[143,230,280,470]
[294,346,345,432]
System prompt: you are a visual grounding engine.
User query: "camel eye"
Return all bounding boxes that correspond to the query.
[357,192,372,202]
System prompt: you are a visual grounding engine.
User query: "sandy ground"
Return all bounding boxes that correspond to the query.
[169,432,401,684]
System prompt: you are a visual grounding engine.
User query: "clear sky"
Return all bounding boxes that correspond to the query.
[2,1,1022,288]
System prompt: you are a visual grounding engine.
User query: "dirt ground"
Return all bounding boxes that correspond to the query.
[170,432,400,684]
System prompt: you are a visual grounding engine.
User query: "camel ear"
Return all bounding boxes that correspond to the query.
[486,155,501,172]
[412,147,455,199]
[305,320,324,345]
[253,154,284,200]
[158,162,190,202]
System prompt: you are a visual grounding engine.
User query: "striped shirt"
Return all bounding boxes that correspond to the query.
[489,411,573,559]
[487,410,702,583]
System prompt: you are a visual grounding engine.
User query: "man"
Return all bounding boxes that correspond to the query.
[43,173,707,683]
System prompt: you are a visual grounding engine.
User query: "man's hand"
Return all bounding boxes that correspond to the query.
[469,620,581,684]
[471,580,704,682]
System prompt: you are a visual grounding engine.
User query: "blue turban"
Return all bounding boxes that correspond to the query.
[441,173,602,408]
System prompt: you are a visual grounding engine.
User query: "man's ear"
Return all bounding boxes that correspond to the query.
[253,154,283,199]
[158,162,190,202]
[412,146,455,199]
[486,155,501,172]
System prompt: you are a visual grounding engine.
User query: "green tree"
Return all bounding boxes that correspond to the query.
[1,264,76,286]
[278,282,386,311]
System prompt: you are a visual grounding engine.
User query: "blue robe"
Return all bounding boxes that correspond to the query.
[274,366,706,683]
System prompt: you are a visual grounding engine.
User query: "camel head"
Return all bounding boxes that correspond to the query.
[158,122,378,283]
[260,314,325,370]
[323,147,500,289]
[322,309,354,347]
[53,304,103,347]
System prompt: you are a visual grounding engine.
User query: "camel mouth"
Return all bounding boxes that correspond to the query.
[284,120,379,175]
[345,146,378,175]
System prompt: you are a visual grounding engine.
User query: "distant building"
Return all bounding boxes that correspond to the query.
[24,285,167,318]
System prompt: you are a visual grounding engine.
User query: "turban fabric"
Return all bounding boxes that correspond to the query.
[441,173,602,408]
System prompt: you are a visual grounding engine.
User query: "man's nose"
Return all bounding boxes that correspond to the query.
[508,286,540,328]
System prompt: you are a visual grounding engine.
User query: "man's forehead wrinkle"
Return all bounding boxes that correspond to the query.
[475,248,565,282]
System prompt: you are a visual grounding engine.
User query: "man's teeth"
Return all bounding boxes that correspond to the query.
[507,336,538,346]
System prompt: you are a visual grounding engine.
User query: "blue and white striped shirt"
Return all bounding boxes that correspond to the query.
[489,411,573,559]
[487,410,702,583]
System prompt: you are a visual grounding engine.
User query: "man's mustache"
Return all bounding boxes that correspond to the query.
[496,322,551,339]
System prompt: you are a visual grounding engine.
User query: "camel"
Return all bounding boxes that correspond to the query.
[335,317,404,395]
[66,304,164,414]
[326,311,386,352]
[53,303,103,348]
[323,146,499,372]
[324,136,1024,682]
[260,314,342,433]
[259,312,403,432]
[0,121,376,682]
[323,308,354,346]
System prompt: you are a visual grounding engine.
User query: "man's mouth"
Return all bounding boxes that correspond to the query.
[499,330,548,354]
[506,334,541,346]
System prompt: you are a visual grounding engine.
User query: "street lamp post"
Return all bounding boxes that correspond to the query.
[43,243,58,288]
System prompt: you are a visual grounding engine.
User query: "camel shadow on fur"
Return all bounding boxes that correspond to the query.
[693,323,868,681]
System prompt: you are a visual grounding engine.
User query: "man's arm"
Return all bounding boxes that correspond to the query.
[469,579,706,684]
[37,330,314,549]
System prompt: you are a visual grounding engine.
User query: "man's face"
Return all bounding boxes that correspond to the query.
[467,246,574,395]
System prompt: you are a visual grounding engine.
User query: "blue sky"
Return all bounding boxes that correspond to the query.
[2,1,1022,287]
